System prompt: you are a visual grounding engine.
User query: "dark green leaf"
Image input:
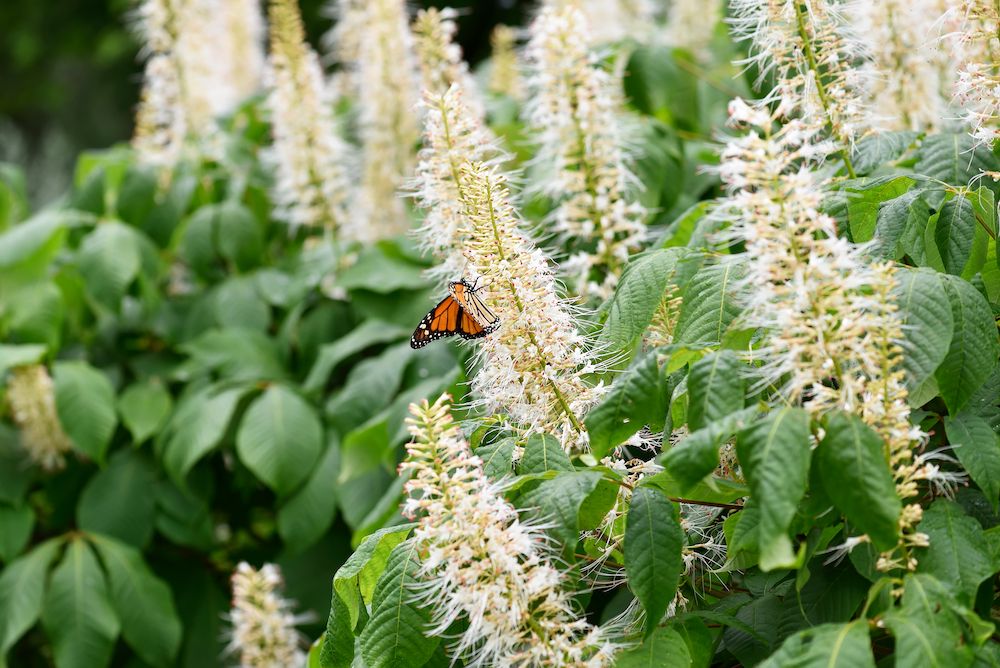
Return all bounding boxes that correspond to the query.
[0,539,62,659]
[885,574,980,667]
[687,350,744,431]
[278,436,341,553]
[162,385,247,483]
[759,621,874,668]
[586,353,667,458]
[53,361,117,463]
[77,222,141,309]
[916,500,994,605]
[475,437,517,480]
[333,524,414,630]
[874,189,931,260]
[77,450,157,548]
[847,176,914,242]
[615,626,691,668]
[0,504,33,563]
[519,433,573,474]
[180,328,286,382]
[935,196,977,275]
[517,471,607,547]
[673,260,745,346]
[936,276,1000,413]
[304,321,410,393]
[893,268,953,401]
[661,407,758,491]
[117,379,172,444]
[625,486,684,637]
[816,412,901,551]
[852,131,918,176]
[915,134,1000,187]
[945,412,1000,512]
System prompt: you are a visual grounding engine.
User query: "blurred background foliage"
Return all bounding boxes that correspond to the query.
[0,0,528,206]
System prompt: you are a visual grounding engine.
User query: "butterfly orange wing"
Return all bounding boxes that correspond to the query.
[410,294,463,348]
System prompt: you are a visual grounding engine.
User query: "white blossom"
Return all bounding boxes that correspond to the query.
[227,562,304,668]
[6,365,72,472]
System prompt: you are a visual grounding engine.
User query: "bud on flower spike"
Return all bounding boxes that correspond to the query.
[227,562,305,668]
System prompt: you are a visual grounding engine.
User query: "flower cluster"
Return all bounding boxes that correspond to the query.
[662,0,722,58]
[729,0,869,156]
[266,0,354,235]
[412,7,482,117]
[525,5,646,300]
[458,161,607,453]
[401,395,615,667]
[951,1,1000,148]
[227,562,304,668]
[545,0,656,45]
[488,25,523,98]
[333,0,421,238]
[411,85,502,282]
[849,0,954,131]
[6,365,72,472]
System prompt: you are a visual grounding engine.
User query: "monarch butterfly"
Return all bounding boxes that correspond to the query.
[410,278,500,348]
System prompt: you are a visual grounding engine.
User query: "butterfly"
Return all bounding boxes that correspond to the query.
[410,278,501,349]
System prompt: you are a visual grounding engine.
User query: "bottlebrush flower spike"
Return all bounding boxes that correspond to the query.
[849,0,955,132]
[412,85,503,282]
[6,365,72,472]
[227,562,304,668]
[525,5,646,301]
[132,0,186,167]
[331,0,421,239]
[266,0,354,235]
[663,0,722,58]
[729,0,869,158]
[951,0,1000,148]
[544,0,656,45]
[401,395,616,667]
[488,25,523,98]
[412,7,482,115]
[458,161,608,453]
[221,0,266,103]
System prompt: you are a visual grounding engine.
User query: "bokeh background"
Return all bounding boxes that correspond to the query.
[0,0,529,206]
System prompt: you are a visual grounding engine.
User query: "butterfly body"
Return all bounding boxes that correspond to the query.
[410,279,500,348]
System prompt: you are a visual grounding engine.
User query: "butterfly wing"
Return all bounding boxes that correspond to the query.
[410,294,463,348]
[450,281,500,336]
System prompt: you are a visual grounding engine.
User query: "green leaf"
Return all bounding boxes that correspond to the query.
[0,212,67,271]
[278,436,341,553]
[915,134,1000,187]
[852,131,918,176]
[53,361,117,463]
[77,222,141,309]
[736,407,812,571]
[215,202,264,271]
[885,574,979,667]
[615,626,692,668]
[517,471,611,547]
[935,195,977,275]
[936,276,1000,413]
[625,486,684,637]
[847,176,914,242]
[0,538,62,659]
[117,379,172,444]
[945,412,1000,512]
[154,480,214,550]
[875,189,932,260]
[661,407,758,491]
[759,621,874,668]
[475,437,517,480]
[162,385,247,483]
[893,268,953,399]
[600,248,699,356]
[90,534,181,667]
[625,46,700,130]
[41,539,120,668]
[360,541,438,668]
[320,587,355,668]
[304,320,410,393]
[236,385,323,496]
[519,433,573,474]
[585,353,667,459]
[180,328,286,382]
[916,500,994,605]
[337,245,429,294]
[213,277,270,333]
[332,524,414,630]
[77,450,157,548]
[673,260,745,347]
[816,412,901,551]
[324,344,413,433]
[0,504,34,563]
[687,350,744,431]
[0,344,46,375]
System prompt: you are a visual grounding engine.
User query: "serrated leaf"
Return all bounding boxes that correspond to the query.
[0,538,61,659]
[915,134,1000,187]
[278,436,341,553]
[319,587,354,668]
[77,450,157,548]
[936,276,1000,413]
[162,385,247,483]
[847,176,914,242]
[759,621,874,668]
[852,131,918,176]
[874,189,931,260]
[916,500,994,605]
[600,248,700,356]
[117,379,172,444]
[625,486,684,637]
[519,433,573,473]
[945,412,1000,512]
[885,574,979,667]
[615,626,691,667]
[687,350,744,431]
[673,260,745,346]
[90,534,181,667]
[935,195,977,275]
[41,539,120,668]
[661,407,758,491]
[53,361,117,463]
[475,437,517,480]
[517,471,608,547]
[586,353,667,459]
[893,268,953,399]
[236,385,322,496]
[736,407,812,571]
[332,524,414,630]
[816,412,901,551]
[360,541,438,668]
